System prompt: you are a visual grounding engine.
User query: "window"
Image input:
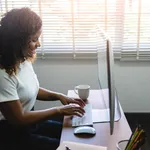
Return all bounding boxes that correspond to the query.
[122,0,150,60]
[0,0,150,60]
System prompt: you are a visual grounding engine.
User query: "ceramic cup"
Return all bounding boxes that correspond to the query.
[74,85,90,101]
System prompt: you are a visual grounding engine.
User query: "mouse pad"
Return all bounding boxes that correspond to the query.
[57,141,107,150]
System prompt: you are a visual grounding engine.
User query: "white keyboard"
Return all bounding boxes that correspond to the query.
[72,104,93,127]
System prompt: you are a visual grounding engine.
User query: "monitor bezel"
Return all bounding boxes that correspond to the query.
[106,39,115,135]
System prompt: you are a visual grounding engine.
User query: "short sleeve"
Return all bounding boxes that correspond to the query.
[0,71,19,102]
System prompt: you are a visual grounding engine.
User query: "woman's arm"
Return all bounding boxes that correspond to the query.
[37,87,85,107]
[0,100,59,125]
[37,87,62,101]
[0,100,85,126]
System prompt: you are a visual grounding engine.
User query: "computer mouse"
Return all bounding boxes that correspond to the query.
[74,126,96,135]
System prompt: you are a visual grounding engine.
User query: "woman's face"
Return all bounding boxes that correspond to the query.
[27,29,42,57]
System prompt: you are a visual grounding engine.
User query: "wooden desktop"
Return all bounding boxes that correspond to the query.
[60,89,132,150]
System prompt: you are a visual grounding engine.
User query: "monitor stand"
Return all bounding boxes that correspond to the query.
[92,89,122,123]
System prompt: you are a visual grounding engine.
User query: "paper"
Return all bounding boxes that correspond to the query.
[57,141,107,150]
[92,108,121,123]
[92,109,109,123]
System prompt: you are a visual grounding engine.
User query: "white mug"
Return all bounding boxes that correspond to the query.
[74,85,90,100]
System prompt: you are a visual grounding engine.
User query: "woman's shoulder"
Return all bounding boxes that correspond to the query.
[0,68,10,85]
[0,68,18,85]
[0,68,8,77]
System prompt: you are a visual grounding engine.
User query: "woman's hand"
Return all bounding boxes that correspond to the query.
[57,104,85,117]
[58,94,85,107]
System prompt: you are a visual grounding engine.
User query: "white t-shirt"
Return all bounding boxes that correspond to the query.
[0,61,39,120]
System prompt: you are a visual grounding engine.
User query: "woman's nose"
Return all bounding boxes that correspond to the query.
[36,41,41,47]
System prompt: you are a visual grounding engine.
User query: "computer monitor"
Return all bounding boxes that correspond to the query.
[106,39,116,135]
[93,27,121,135]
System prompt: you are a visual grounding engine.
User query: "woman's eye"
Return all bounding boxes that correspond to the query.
[32,38,38,42]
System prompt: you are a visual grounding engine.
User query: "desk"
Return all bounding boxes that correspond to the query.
[60,90,132,150]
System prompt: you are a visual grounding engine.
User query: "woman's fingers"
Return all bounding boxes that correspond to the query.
[70,103,85,115]
[73,98,86,107]
[74,111,83,117]
[59,103,85,116]
[73,107,85,115]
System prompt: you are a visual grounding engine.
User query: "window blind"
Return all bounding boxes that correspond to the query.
[0,0,150,60]
[121,0,150,60]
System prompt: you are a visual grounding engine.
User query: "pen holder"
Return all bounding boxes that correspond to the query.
[116,140,129,150]
[116,140,141,150]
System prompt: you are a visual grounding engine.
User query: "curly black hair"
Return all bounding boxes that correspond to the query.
[0,7,42,76]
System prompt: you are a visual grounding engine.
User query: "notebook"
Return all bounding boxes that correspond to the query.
[57,141,107,150]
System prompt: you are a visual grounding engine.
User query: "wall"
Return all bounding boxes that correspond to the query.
[33,59,150,112]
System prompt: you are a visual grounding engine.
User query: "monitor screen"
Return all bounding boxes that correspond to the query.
[97,37,115,134]
[96,27,121,135]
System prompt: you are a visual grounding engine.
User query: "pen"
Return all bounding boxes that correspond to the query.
[126,128,139,150]
[127,130,141,150]
[125,125,138,150]
[65,145,71,150]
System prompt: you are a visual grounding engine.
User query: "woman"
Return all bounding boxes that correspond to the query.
[0,7,85,150]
